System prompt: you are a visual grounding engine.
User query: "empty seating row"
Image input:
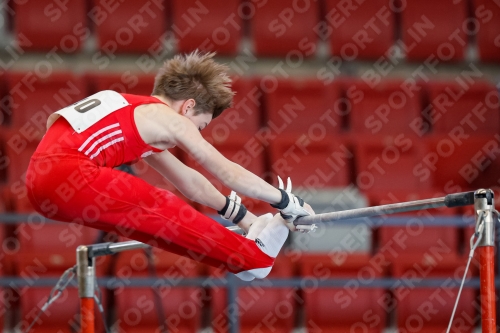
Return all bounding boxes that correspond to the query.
[2,72,498,136]
[5,0,500,61]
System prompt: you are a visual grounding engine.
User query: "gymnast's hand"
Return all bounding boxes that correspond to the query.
[270,176,316,231]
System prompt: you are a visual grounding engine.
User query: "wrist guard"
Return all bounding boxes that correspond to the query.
[218,191,248,224]
[270,176,310,222]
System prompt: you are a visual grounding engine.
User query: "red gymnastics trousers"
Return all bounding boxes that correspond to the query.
[25,92,274,275]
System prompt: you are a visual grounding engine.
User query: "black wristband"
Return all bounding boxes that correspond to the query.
[217,196,231,215]
[232,204,248,224]
[270,188,289,210]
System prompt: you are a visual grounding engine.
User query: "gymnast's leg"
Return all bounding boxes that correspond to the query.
[26,154,288,278]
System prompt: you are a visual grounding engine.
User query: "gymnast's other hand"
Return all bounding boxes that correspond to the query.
[270,176,316,231]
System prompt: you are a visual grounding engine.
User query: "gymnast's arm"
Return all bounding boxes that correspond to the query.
[148,105,297,212]
[168,119,283,205]
[143,150,257,231]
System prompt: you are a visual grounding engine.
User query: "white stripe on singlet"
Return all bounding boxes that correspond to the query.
[89,137,125,160]
[78,123,120,152]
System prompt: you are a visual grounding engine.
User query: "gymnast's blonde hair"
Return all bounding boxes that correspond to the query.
[152,50,234,119]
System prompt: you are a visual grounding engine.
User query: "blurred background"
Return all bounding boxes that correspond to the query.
[0,0,499,332]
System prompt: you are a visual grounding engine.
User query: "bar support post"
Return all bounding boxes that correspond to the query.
[475,189,496,333]
[77,245,96,333]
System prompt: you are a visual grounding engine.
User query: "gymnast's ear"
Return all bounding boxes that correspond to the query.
[181,99,196,115]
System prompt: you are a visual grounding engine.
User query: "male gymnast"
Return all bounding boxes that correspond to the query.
[26,51,314,280]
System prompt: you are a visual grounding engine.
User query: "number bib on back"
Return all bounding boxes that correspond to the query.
[47,90,130,133]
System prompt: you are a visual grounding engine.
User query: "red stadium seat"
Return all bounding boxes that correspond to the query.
[13,0,87,52]
[172,0,242,55]
[389,250,475,333]
[401,0,467,61]
[0,185,17,276]
[251,1,319,57]
[0,133,7,184]
[16,219,110,275]
[86,73,156,96]
[210,255,295,333]
[348,79,424,135]
[426,80,500,134]
[115,288,201,333]
[4,71,85,208]
[300,253,387,333]
[114,246,204,275]
[4,133,37,185]
[378,226,460,264]
[268,135,352,189]
[474,0,500,62]
[0,76,9,127]
[0,195,5,246]
[114,248,202,333]
[94,0,167,53]
[266,79,342,137]
[377,223,474,333]
[395,285,475,333]
[353,135,431,193]
[325,0,395,59]
[203,78,262,145]
[7,71,86,132]
[4,138,38,211]
[422,135,500,192]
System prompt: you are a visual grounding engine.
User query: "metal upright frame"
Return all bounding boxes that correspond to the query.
[475,190,496,332]
[77,241,151,333]
[76,190,496,333]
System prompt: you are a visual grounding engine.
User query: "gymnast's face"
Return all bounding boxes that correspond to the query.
[184,109,212,132]
[181,99,212,131]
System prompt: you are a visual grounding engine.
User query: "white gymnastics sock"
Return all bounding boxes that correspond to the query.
[234,214,289,280]
[244,214,289,279]
[254,214,289,258]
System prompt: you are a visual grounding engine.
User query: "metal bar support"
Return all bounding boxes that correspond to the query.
[77,245,96,333]
[475,189,496,333]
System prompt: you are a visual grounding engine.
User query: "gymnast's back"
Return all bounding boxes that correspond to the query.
[35,91,166,167]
